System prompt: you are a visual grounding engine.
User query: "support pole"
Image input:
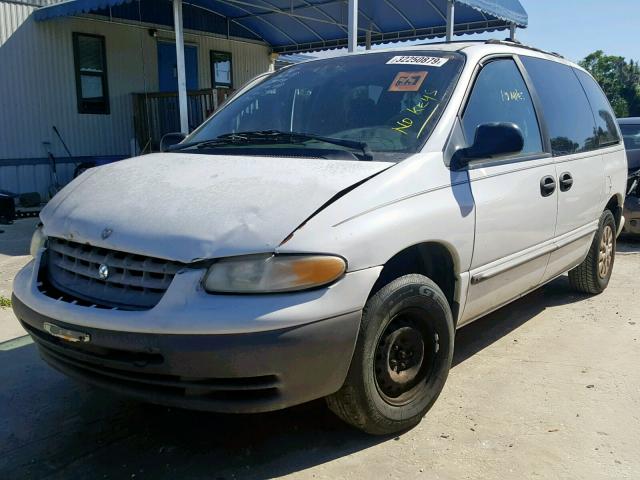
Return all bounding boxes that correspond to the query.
[348,0,358,53]
[509,23,517,41]
[173,0,188,134]
[365,28,371,50]
[269,52,279,72]
[446,0,455,43]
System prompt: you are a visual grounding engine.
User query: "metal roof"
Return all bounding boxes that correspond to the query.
[34,0,527,53]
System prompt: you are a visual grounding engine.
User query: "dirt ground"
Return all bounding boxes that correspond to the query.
[1,218,639,479]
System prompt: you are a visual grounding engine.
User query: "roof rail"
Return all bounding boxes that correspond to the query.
[415,39,487,47]
[484,39,565,59]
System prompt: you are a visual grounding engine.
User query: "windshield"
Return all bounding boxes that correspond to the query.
[186,51,464,161]
[621,123,640,150]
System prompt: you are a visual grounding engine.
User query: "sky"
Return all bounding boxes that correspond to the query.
[516,0,640,62]
[309,0,640,64]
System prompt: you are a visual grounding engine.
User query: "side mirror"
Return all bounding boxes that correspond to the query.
[160,132,187,152]
[452,122,524,169]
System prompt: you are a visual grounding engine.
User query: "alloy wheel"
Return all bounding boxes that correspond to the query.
[598,224,614,278]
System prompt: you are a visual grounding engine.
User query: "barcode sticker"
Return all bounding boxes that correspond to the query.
[387,56,449,67]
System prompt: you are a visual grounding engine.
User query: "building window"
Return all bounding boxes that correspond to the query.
[73,33,109,114]
[210,51,232,88]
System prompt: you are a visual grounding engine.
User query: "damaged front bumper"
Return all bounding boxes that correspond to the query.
[12,256,382,412]
[623,170,640,235]
[622,195,640,235]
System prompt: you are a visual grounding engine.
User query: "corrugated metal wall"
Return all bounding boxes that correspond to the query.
[0,0,271,198]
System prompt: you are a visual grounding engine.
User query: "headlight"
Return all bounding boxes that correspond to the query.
[30,225,47,257]
[203,254,346,293]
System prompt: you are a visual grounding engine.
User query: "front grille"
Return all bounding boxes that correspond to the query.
[42,237,184,310]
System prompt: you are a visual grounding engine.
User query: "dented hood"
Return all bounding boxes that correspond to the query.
[41,153,392,263]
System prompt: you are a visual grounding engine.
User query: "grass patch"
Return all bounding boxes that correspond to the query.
[0,296,12,308]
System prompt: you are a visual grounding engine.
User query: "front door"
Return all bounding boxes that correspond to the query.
[157,42,199,92]
[460,58,558,323]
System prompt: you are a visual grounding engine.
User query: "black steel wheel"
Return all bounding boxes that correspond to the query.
[326,274,454,435]
[373,309,438,406]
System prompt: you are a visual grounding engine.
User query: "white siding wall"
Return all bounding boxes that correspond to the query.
[0,1,271,197]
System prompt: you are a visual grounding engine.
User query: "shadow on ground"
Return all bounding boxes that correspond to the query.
[0,218,37,257]
[0,271,601,480]
[617,234,640,254]
[453,237,638,365]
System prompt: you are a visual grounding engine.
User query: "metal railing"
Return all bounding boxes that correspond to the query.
[132,88,234,153]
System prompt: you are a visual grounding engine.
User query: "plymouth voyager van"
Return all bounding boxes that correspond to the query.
[12,41,627,434]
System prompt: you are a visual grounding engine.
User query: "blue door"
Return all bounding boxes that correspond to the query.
[157,42,198,92]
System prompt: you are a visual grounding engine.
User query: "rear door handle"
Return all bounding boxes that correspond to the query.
[540,175,556,197]
[559,172,573,192]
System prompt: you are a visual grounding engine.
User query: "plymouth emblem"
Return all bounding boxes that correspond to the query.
[98,264,110,280]
[101,228,113,239]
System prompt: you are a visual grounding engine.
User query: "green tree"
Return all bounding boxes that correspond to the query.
[579,50,640,118]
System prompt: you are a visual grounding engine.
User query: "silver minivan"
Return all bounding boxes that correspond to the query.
[13,41,627,434]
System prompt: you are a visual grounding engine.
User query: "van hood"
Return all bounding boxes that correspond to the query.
[41,153,392,263]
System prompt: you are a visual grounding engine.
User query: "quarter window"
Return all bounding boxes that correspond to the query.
[211,51,232,88]
[73,33,109,115]
[574,68,621,147]
[520,56,597,156]
[462,59,543,155]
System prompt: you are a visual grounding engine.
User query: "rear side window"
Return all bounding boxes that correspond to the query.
[462,59,542,155]
[574,69,621,147]
[520,56,597,156]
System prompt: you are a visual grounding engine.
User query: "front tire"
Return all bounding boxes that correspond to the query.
[568,209,616,294]
[326,274,454,435]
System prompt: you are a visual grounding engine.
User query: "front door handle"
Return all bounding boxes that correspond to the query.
[559,172,573,192]
[540,175,556,197]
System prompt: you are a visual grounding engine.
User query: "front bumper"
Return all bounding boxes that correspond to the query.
[13,294,361,413]
[12,254,382,412]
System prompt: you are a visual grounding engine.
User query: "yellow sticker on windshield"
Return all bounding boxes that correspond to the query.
[388,71,428,92]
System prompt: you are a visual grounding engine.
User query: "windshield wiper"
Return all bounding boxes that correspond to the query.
[170,130,373,160]
[168,138,226,151]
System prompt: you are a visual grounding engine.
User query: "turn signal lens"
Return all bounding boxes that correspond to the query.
[30,225,47,258]
[203,254,346,293]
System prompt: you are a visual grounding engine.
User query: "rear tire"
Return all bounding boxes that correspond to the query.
[568,209,616,294]
[326,274,454,435]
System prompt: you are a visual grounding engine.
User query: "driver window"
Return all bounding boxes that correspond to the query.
[462,59,543,155]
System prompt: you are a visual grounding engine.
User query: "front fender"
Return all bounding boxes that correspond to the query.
[278,153,475,274]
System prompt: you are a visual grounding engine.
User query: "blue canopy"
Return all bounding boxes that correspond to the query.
[34,0,528,53]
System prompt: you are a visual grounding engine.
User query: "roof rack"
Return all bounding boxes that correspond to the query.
[484,39,565,59]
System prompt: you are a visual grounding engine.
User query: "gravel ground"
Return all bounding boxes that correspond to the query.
[0,218,36,340]
[1,218,639,479]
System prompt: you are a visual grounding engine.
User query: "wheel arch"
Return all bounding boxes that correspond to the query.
[605,193,623,233]
[369,242,460,322]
